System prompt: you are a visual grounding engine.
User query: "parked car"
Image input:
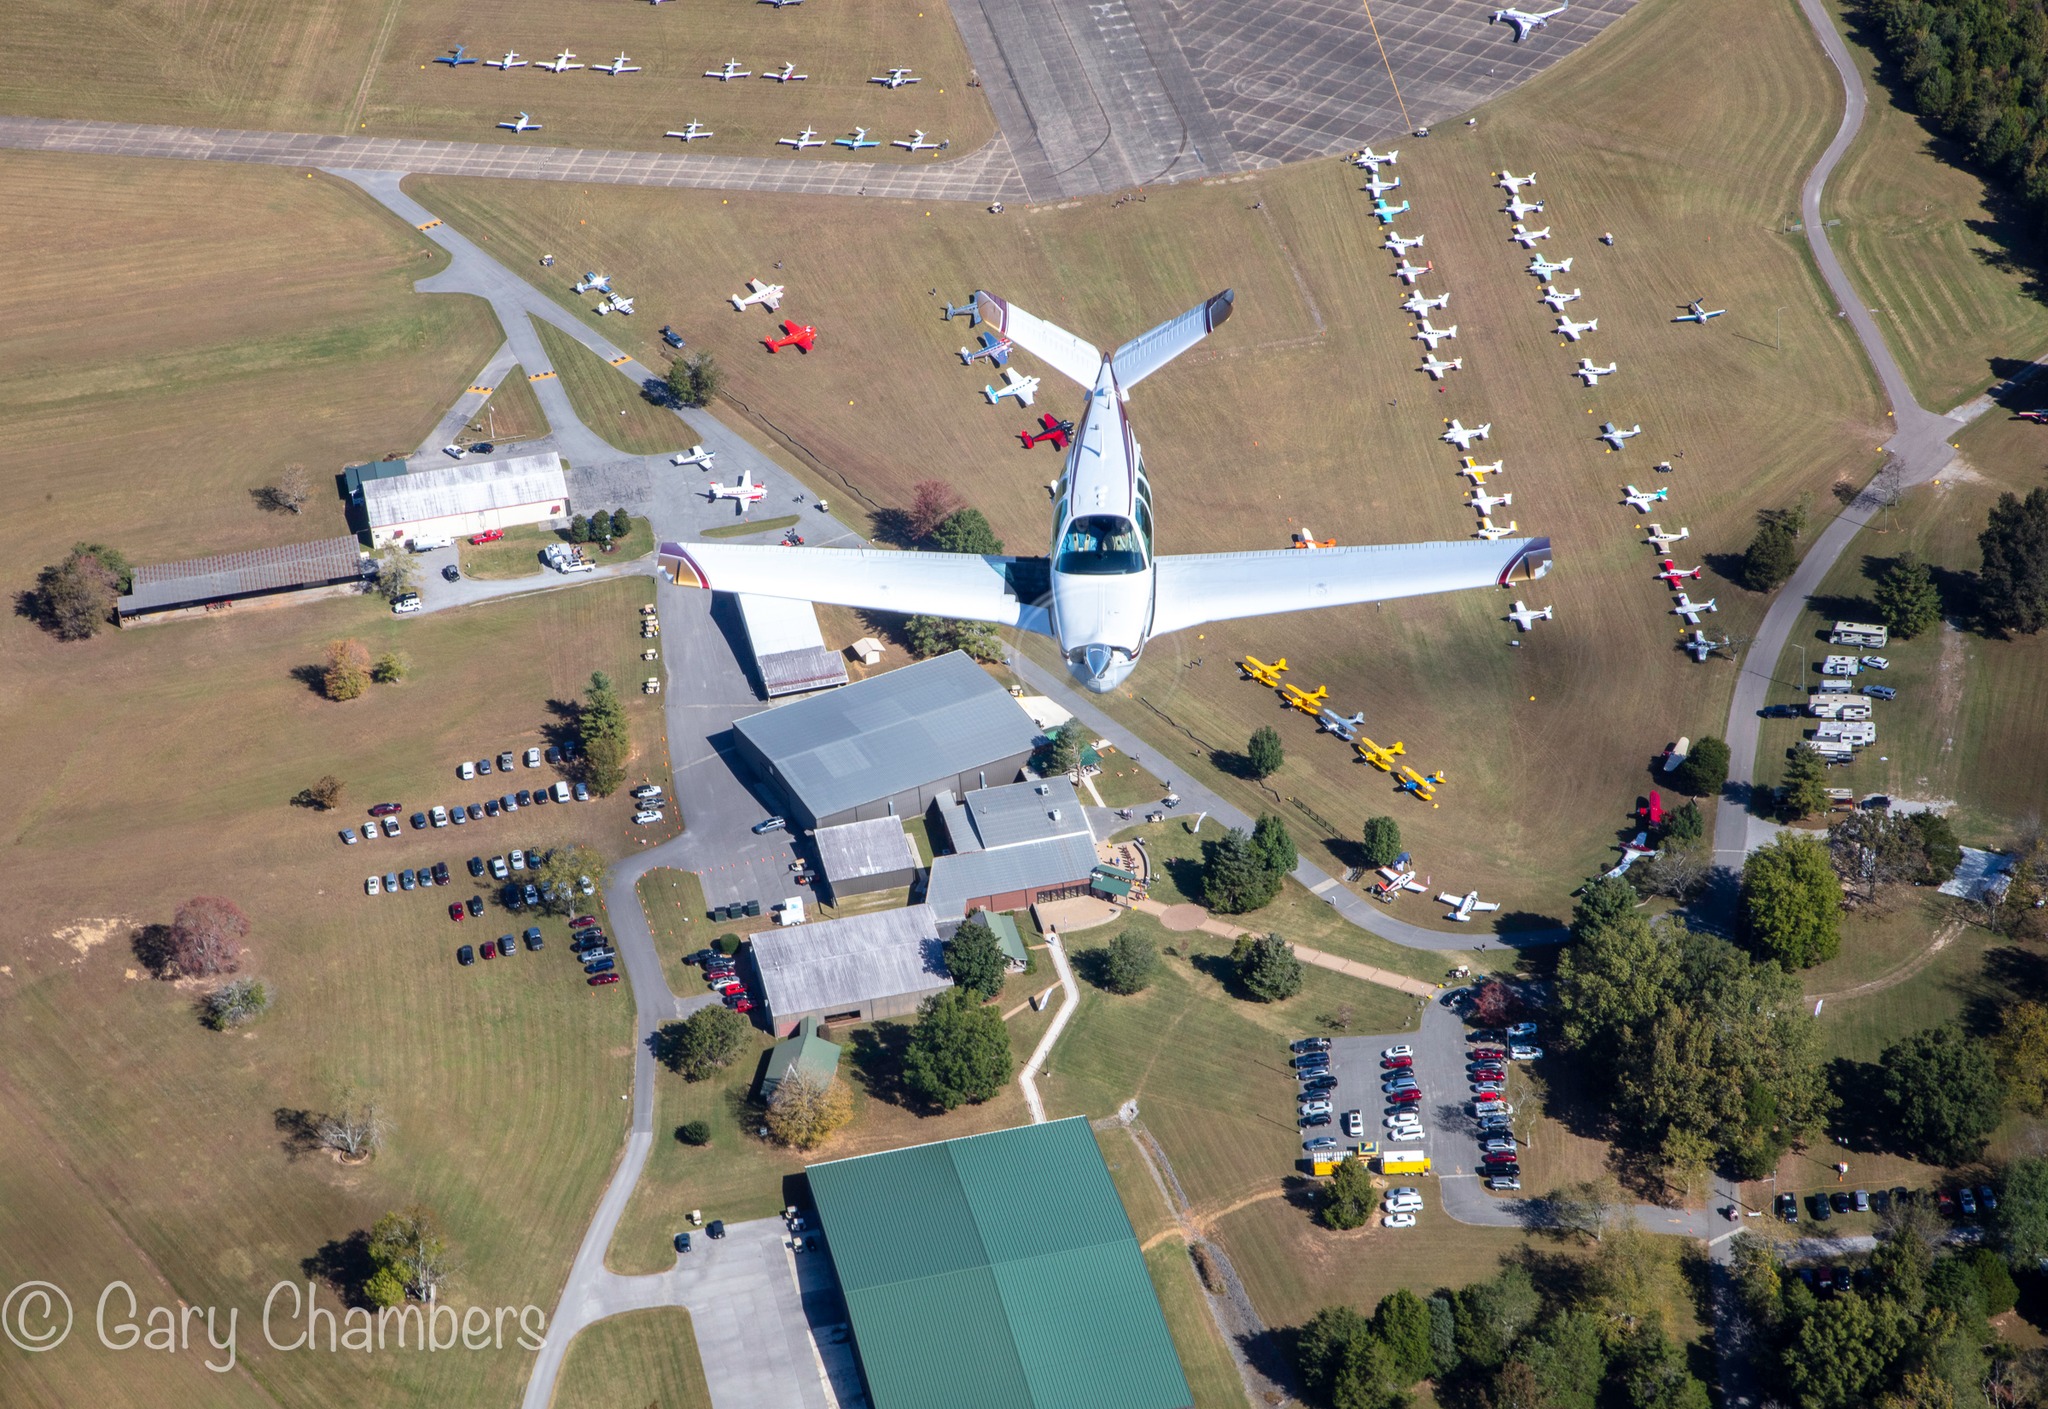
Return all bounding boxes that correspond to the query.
[572,916,601,930]
[457,944,475,965]
[545,745,562,765]
[466,803,483,820]
[392,594,422,615]
[433,862,449,884]
[634,810,665,825]
[727,995,753,1012]
[1829,1191,1852,1215]
[524,747,542,768]
[1386,1090,1422,1106]
[411,812,429,830]
[365,875,382,895]
[523,884,540,907]
[1299,1100,1334,1117]
[1488,1177,1522,1192]
[1303,1137,1339,1152]
[1980,1184,1998,1212]
[488,855,508,880]
[382,817,401,836]
[501,794,518,813]
[369,802,401,817]
[1383,1078,1418,1094]
[1382,1045,1413,1060]
[752,816,788,834]
[1293,1055,1331,1072]
[1760,703,1803,718]
[1507,1022,1538,1038]
[589,974,620,986]
[514,789,531,808]
[431,805,449,827]
[1291,1036,1332,1055]
[578,873,594,895]
[1470,1048,1506,1061]
[498,937,517,958]
[498,752,516,772]
[1863,684,1898,700]
[1384,1213,1417,1229]
[1383,1055,1414,1070]
[1300,1114,1331,1129]
[466,857,485,878]
[1776,1194,1798,1222]
[1960,1187,1979,1217]
[484,798,501,817]
[400,869,417,891]
[1808,1193,1832,1221]
[1510,1046,1544,1061]
[466,896,484,918]
[574,781,590,802]
[510,850,526,871]
[1861,656,1890,670]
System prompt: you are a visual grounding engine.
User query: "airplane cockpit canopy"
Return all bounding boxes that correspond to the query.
[1056,515,1146,575]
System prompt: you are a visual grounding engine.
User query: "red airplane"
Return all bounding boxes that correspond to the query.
[1019,414,1075,450]
[1637,790,1663,827]
[762,320,816,353]
[1654,558,1701,586]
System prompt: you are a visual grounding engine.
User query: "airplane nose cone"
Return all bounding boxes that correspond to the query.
[1084,644,1114,681]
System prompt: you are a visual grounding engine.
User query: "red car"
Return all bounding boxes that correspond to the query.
[1471,1067,1507,1081]
[588,973,620,986]
[718,981,745,996]
[726,995,753,1012]
[1386,1090,1422,1106]
[369,802,402,817]
[570,916,600,929]
[1382,1056,1413,1070]
[469,529,505,545]
[449,902,465,923]
[1471,1048,1505,1060]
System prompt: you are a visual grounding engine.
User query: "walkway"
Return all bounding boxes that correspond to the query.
[1133,897,1438,997]
[1016,933,1079,1123]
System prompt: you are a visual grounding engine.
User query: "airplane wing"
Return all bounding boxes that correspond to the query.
[1111,290,1234,389]
[1473,900,1501,912]
[1436,893,1463,906]
[975,291,1102,389]
[1150,537,1552,638]
[658,543,1053,634]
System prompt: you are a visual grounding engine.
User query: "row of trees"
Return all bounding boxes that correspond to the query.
[1204,813,1298,914]
[582,671,629,795]
[663,351,722,408]
[567,509,632,545]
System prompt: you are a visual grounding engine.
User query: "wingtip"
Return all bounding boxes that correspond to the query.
[1500,538,1554,584]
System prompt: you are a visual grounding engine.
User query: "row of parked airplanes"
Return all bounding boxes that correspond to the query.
[436,47,919,86]
[1238,656,1449,803]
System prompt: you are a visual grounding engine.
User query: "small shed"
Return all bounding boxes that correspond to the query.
[972,910,1029,972]
[759,1016,844,1102]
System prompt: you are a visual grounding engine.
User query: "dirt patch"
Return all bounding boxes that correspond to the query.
[49,916,133,962]
[1808,918,1963,1003]
[1158,904,1209,932]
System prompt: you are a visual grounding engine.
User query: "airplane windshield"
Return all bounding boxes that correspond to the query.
[1056,515,1146,576]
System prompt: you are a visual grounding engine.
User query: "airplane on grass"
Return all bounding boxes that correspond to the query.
[893,130,944,152]
[1539,285,1580,310]
[1364,174,1402,198]
[1291,527,1337,549]
[1644,523,1689,549]
[486,51,527,70]
[1467,487,1511,514]
[1374,867,1428,902]
[1575,359,1617,385]
[1507,600,1552,630]
[434,46,478,67]
[1504,196,1544,219]
[707,470,767,513]
[1459,457,1504,484]
[1420,355,1463,379]
[1281,682,1329,716]
[1555,314,1597,341]
[1439,889,1501,921]
[1497,171,1537,192]
[540,51,584,72]
[598,294,635,315]
[1317,707,1367,742]
[1599,421,1642,450]
[1392,258,1434,285]
[984,367,1040,405]
[1527,254,1571,279]
[731,278,784,311]
[1398,767,1446,802]
[1384,231,1425,254]
[1240,655,1288,686]
[1020,414,1075,450]
[762,62,808,82]
[1493,4,1567,40]
[1443,419,1491,450]
[942,296,983,325]
[666,121,713,142]
[1352,146,1399,169]
[1654,558,1702,586]
[834,128,879,149]
[593,53,641,75]
[1475,516,1517,541]
[872,66,919,88]
[1415,320,1457,350]
[763,320,817,353]
[1510,224,1551,247]
[574,271,612,294]
[706,59,750,80]
[1673,298,1725,324]
[2016,409,2048,425]
[1622,484,1668,511]
[498,112,543,132]
[1683,629,1727,662]
[672,445,715,468]
[1373,198,1411,224]
[656,286,1553,694]
[760,0,804,7]
[1672,593,1718,624]
[1357,737,1405,771]
[777,127,824,149]
[960,331,1012,366]
[1402,290,1450,315]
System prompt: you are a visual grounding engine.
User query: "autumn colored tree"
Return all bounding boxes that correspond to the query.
[169,896,250,978]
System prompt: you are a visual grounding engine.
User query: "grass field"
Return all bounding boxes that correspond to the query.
[469,365,550,445]
[552,1309,711,1409]
[459,521,656,579]
[0,0,993,159]
[413,0,1888,927]
[531,318,688,456]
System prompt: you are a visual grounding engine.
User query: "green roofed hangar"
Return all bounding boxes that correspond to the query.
[805,1117,1192,1409]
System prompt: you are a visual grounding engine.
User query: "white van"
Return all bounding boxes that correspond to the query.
[552,781,571,803]
[408,536,454,553]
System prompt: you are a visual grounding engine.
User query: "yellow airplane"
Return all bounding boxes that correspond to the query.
[1397,766,1446,801]
[1279,682,1328,715]
[1356,737,1406,771]
[1239,655,1288,687]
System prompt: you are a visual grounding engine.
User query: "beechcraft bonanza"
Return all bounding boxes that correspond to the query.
[1475,517,1516,541]
[1684,629,1726,662]
[893,130,943,151]
[1384,231,1425,254]
[487,51,527,70]
[434,45,478,67]
[706,59,750,80]
[1497,171,1537,192]
[731,278,785,311]
[1622,484,1668,511]
[1364,174,1402,198]
[1373,198,1411,224]
[656,288,1553,693]
[1459,458,1504,484]
[777,127,824,149]
[707,471,768,513]
[762,62,809,82]
[498,112,543,132]
[984,367,1040,406]
[1527,254,1572,279]
[960,331,1012,366]
[1443,419,1491,450]
[1510,224,1552,248]
[1392,258,1434,285]
[593,53,641,75]
[672,445,715,469]
[1504,196,1545,219]
[1575,359,1617,385]
[1420,354,1463,380]
[872,66,920,87]
[1402,290,1450,315]
[1672,593,1718,624]
[1440,889,1502,921]
[1644,523,1689,549]
[1507,600,1552,630]
[1654,558,1702,586]
[540,50,584,72]
[1352,146,1399,169]
[1492,3,1566,40]
[1539,285,1581,310]
[1600,422,1643,450]
[574,271,612,294]
[1674,298,1726,324]
[1467,487,1512,515]
[833,127,879,149]
[1414,320,1458,350]
[666,121,713,141]
[1555,315,1597,342]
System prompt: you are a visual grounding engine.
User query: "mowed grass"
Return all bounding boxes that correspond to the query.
[470,364,550,444]
[532,317,687,455]
[1817,0,2048,410]
[412,0,1886,921]
[0,578,675,1409]
[552,1309,711,1409]
[458,521,656,579]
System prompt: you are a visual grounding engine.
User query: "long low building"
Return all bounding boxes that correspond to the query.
[117,536,373,624]
[746,904,950,1036]
[735,592,848,697]
[362,451,569,547]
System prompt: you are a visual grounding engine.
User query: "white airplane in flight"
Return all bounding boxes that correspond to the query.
[1420,354,1463,380]
[1414,319,1457,350]
[1475,516,1517,540]
[1672,593,1718,624]
[666,120,713,141]
[1443,419,1491,450]
[731,278,785,311]
[1527,254,1572,279]
[1555,314,1597,341]
[1352,146,1399,168]
[706,59,751,80]
[1575,359,1617,385]
[1493,4,1567,40]
[671,445,715,468]
[1504,195,1545,219]
[539,50,584,72]
[1510,224,1551,248]
[1383,231,1425,254]
[984,367,1041,406]
[486,51,527,70]
[1644,523,1689,549]
[762,62,809,82]
[497,112,543,132]
[1364,174,1402,198]
[1467,487,1512,514]
[1439,889,1502,921]
[1622,484,1669,512]
[1539,285,1581,310]
[1459,457,1504,483]
[1600,422,1643,450]
[707,470,768,513]
[1392,258,1434,286]
[1507,600,1552,630]
[593,53,641,75]
[1402,290,1450,315]
[656,287,1553,693]
[872,66,920,88]
[777,127,824,150]
[1497,171,1536,192]
[1674,298,1726,324]
[574,271,612,293]
[893,130,944,151]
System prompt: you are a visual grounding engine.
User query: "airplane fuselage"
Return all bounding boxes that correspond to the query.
[1047,365,1156,691]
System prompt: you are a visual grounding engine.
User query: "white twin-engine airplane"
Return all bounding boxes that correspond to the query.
[1439,889,1502,921]
[1401,290,1450,315]
[1554,314,1597,341]
[1493,3,1566,41]
[658,289,1552,692]
[1414,319,1457,350]
[1574,358,1617,385]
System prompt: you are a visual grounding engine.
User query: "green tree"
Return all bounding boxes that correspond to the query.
[373,550,419,604]
[902,988,1012,1110]
[1878,1024,2005,1164]
[1360,815,1402,868]
[201,977,271,1031]
[1295,1305,1376,1407]
[568,514,591,543]
[581,671,630,795]
[666,352,720,407]
[589,511,613,545]
[36,549,122,639]
[1874,553,1943,638]
[1041,719,1086,775]
[371,650,408,684]
[1671,735,1730,797]
[1522,1309,1608,1409]
[368,1206,452,1302]
[1426,1295,1457,1379]
[1778,745,1834,821]
[1997,1002,2048,1114]
[1925,1259,1990,1341]
[1454,1265,1541,1371]
[928,507,1004,556]
[1204,829,1281,914]
[1741,834,1842,968]
[943,918,1007,999]
[1251,813,1297,880]
[1996,1157,2048,1267]
[1661,800,1704,847]
[1100,928,1158,995]
[1783,1293,1907,1409]
[1905,811,1962,884]
[1742,506,1807,593]
[654,1006,750,1081]
[362,1267,406,1309]
[676,1120,711,1146]
[322,638,372,702]
[535,844,607,915]
[1319,1156,1377,1231]
[1555,904,1680,1065]
[1729,1233,1785,1329]
[610,508,631,539]
[1237,933,1303,1002]
[1613,1323,1711,1409]
[1969,1247,2019,1315]
[1978,487,2048,635]
[1246,725,1285,778]
[1371,1288,1433,1385]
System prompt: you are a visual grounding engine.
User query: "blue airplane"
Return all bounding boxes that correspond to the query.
[1672,298,1725,325]
[433,46,478,67]
[832,127,879,150]
[1372,198,1411,225]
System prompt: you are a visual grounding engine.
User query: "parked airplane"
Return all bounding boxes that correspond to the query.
[1392,258,1434,285]
[871,66,920,87]
[1504,196,1544,219]
[893,130,943,151]
[1373,867,1428,901]
[1673,298,1726,325]
[1683,629,1725,662]
[1402,290,1450,315]
[2017,409,2048,425]
[1458,457,1504,484]
[1575,359,1617,385]
[1497,171,1537,192]
[1601,423,1644,451]
[602,295,635,315]
[433,46,478,67]
[1510,224,1552,248]
[1290,530,1336,552]
[1439,889,1502,921]
[1493,4,1567,40]
[959,331,1012,366]
[593,53,640,76]
[1643,523,1689,549]
[1364,174,1402,198]
[1475,517,1516,540]
[574,271,612,293]
[1372,198,1411,224]
[984,367,1040,406]
[1672,593,1718,624]
[657,288,1552,693]
[1527,253,1572,279]
[1383,231,1425,254]
[1622,484,1668,512]
[762,62,808,82]
[1280,682,1329,716]
[1420,354,1463,379]
[762,320,817,353]
[777,127,824,150]
[486,51,527,70]
[1539,285,1581,310]
[1654,558,1702,586]
[705,59,750,80]
[1467,487,1512,515]
[706,470,768,513]
[1356,737,1406,771]
[1414,320,1457,350]
[672,445,715,469]
[540,50,584,72]
[1239,655,1288,687]
[731,278,785,311]
[1352,146,1399,169]
[759,0,804,7]
[942,294,982,325]
[1398,767,1445,802]
[1507,600,1552,630]
[1443,419,1491,450]
[1555,314,1597,341]
[1020,414,1075,450]
[666,120,713,141]
[1317,708,1367,742]
[833,127,879,149]
[497,112,543,132]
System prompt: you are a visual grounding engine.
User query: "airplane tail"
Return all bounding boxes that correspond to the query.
[975,292,1102,389]
[1112,290,1235,389]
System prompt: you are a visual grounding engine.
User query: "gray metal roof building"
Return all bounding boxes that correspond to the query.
[117,536,371,622]
[735,593,848,697]
[949,778,1088,851]
[926,834,1103,923]
[813,818,924,900]
[361,452,569,544]
[731,652,1041,830]
[747,904,950,1036]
